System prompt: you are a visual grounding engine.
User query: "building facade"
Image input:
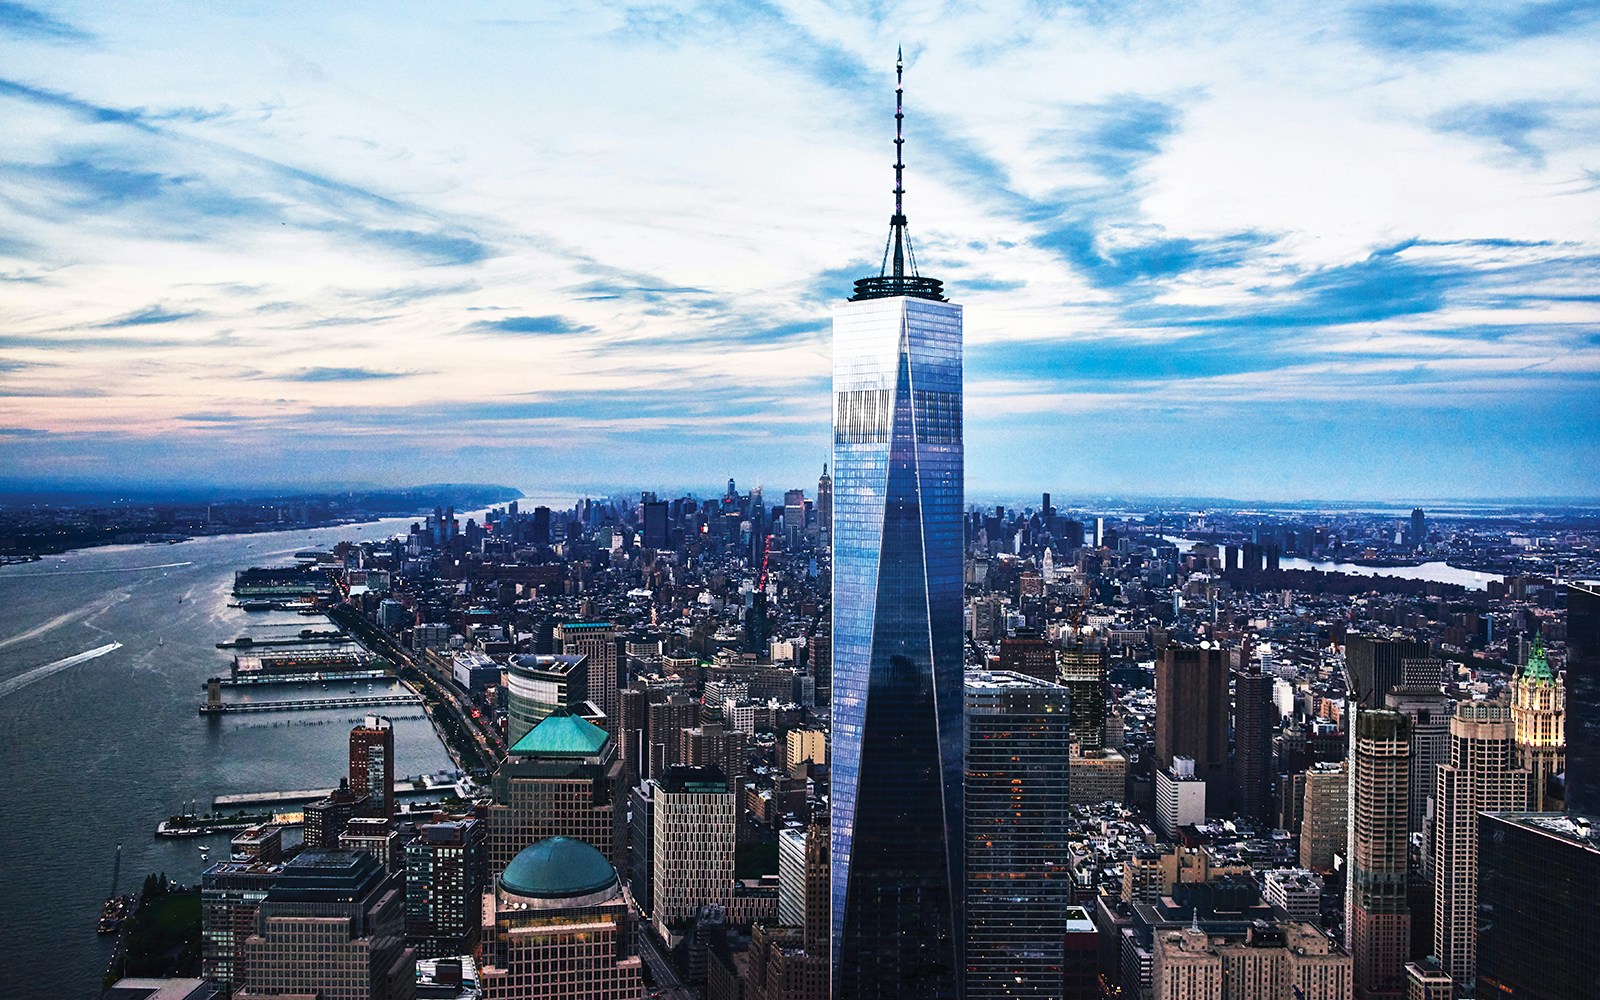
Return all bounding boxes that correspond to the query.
[557,623,619,736]
[349,715,395,819]
[487,709,624,874]
[1511,638,1565,810]
[1477,811,1600,1000]
[1346,707,1412,999]
[964,670,1073,999]
[831,53,964,1000]
[652,765,736,934]
[1154,644,1230,815]
[403,818,487,959]
[505,652,588,747]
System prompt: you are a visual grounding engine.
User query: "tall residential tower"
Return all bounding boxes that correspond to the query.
[832,50,964,1000]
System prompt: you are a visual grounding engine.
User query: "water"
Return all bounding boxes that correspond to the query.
[1158,536,1502,590]
[0,520,453,996]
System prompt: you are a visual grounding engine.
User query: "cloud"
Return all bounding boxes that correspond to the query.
[0,2,89,42]
[94,305,199,328]
[269,367,412,382]
[1350,0,1600,54]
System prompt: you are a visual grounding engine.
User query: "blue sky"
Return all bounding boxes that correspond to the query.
[0,1,1597,500]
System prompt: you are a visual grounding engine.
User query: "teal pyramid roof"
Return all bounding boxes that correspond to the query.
[508,708,609,757]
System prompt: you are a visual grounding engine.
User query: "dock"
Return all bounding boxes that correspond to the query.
[214,776,463,808]
[198,693,416,715]
[213,669,391,687]
[215,633,350,649]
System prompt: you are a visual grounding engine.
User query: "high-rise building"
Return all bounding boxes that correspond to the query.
[349,715,395,819]
[1156,757,1207,838]
[817,464,833,543]
[487,709,624,874]
[1384,685,1451,842]
[558,623,620,736]
[404,818,487,960]
[1511,637,1565,810]
[1233,657,1273,822]
[1408,508,1426,548]
[1059,640,1106,752]
[964,671,1073,1000]
[236,850,413,1000]
[304,779,367,850]
[1405,958,1452,1000]
[1061,906,1099,1000]
[479,837,645,1000]
[1431,699,1528,990]
[1299,762,1348,871]
[1155,644,1230,814]
[201,829,285,992]
[998,635,1056,683]
[831,50,963,1000]
[642,500,669,551]
[1565,583,1600,816]
[1346,707,1412,999]
[652,764,736,935]
[1346,634,1430,708]
[1477,811,1600,1000]
[506,653,589,747]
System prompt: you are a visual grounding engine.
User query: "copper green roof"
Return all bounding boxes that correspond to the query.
[507,708,608,757]
[1523,637,1554,684]
[499,837,617,899]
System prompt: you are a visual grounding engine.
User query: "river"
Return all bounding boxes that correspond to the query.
[1157,536,1502,590]
[0,519,454,997]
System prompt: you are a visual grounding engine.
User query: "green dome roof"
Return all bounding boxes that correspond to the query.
[499,837,617,900]
[1523,637,1555,684]
[508,708,609,757]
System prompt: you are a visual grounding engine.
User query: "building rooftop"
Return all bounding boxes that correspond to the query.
[499,836,618,900]
[507,707,609,757]
[264,848,386,903]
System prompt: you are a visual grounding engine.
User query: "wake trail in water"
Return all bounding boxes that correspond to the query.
[0,561,195,579]
[0,642,124,700]
[0,608,88,651]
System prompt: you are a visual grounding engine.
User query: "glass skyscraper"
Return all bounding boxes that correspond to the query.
[831,50,964,1000]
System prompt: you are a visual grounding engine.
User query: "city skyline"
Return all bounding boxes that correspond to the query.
[2,2,1598,499]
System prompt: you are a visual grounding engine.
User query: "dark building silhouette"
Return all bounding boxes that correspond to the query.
[998,635,1056,683]
[1232,658,1272,822]
[1567,584,1600,818]
[1477,812,1600,1000]
[642,501,669,550]
[1059,640,1106,753]
[1346,633,1430,708]
[1155,644,1230,815]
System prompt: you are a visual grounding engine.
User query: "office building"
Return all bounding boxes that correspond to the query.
[1346,634,1430,708]
[964,670,1073,999]
[505,653,588,746]
[1151,921,1351,1000]
[1476,811,1600,1000]
[652,765,736,934]
[558,623,620,737]
[1384,686,1450,841]
[304,780,368,850]
[404,818,487,960]
[1154,644,1230,814]
[1156,757,1207,839]
[487,708,624,874]
[1404,958,1452,1000]
[998,635,1056,683]
[831,51,963,1000]
[1346,707,1411,999]
[1069,747,1127,806]
[1059,639,1106,752]
[1511,637,1565,810]
[1566,583,1600,815]
[349,715,396,819]
[1263,868,1325,922]
[642,500,669,550]
[1233,658,1273,822]
[341,816,403,873]
[1061,906,1099,1000]
[201,839,285,992]
[1431,699,1527,988]
[479,837,645,1000]
[235,850,413,1000]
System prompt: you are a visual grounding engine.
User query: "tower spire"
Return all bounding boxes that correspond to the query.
[849,48,945,302]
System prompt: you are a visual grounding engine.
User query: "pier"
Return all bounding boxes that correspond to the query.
[198,693,416,715]
[215,633,350,649]
[214,776,462,808]
[212,669,391,687]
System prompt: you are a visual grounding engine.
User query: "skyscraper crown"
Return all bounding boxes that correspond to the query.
[850,48,946,302]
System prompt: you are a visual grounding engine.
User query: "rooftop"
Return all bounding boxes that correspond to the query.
[499,836,618,901]
[507,707,609,757]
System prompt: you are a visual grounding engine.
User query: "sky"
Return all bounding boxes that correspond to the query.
[1,1,1598,501]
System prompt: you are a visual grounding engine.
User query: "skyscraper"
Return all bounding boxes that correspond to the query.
[1566,583,1600,817]
[1154,644,1230,815]
[1511,637,1565,810]
[349,715,395,819]
[816,464,833,544]
[1431,699,1528,989]
[964,670,1073,999]
[558,622,619,735]
[1477,812,1600,1000]
[1059,639,1107,751]
[1346,633,1430,708]
[1346,707,1411,999]
[1232,656,1273,822]
[832,50,963,1000]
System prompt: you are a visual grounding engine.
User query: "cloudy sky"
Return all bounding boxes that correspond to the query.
[1,1,1597,500]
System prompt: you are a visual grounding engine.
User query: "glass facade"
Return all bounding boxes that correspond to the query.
[1477,812,1600,1000]
[832,295,964,999]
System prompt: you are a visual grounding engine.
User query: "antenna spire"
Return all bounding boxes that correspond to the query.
[848,47,946,302]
